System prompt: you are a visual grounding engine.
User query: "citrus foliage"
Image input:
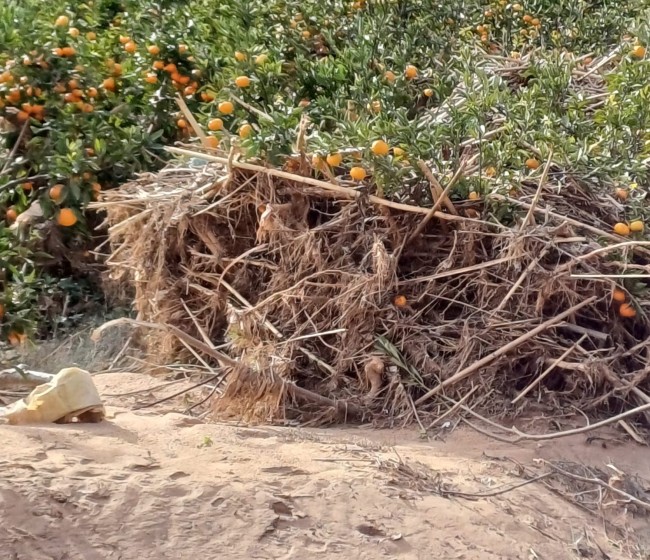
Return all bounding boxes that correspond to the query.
[1,0,650,342]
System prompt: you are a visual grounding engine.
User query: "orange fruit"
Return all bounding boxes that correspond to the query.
[86,31,97,41]
[393,147,405,158]
[61,46,76,57]
[111,63,123,76]
[177,118,188,129]
[8,331,26,346]
[204,136,219,149]
[234,75,251,88]
[85,147,95,156]
[485,166,496,177]
[469,191,480,200]
[147,45,160,55]
[384,70,396,83]
[201,91,215,102]
[49,184,64,201]
[523,14,533,23]
[393,295,407,308]
[612,289,626,303]
[68,78,80,90]
[423,88,433,97]
[404,64,418,79]
[55,15,70,27]
[531,17,540,26]
[57,208,77,227]
[145,73,158,84]
[69,27,80,38]
[152,60,165,70]
[630,220,644,232]
[326,153,342,167]
[6,207,18,223]
[525,158,540,170]
[218,101,234,114]
[82,103,94,113]
[16,110,30,122]
[102,77,116,91]
[124,40,137,54]
[178,75,190,85]
[311,154,324,168]
[183,86,196,96]
[234,51,247,62]
[238,123,253,138]
[350,167,366,181]
[302,30,311,39]
[619,303,637,318]
[21,182,33,191]
[164,63,177,73]
[371,139,389,156]
[119,35,130,44]
[178,44,188,54]
[255,53,269,65]
[613,222,630,236]
[632,45,646,58]
[512,3,522,11]
[615,188,628,201]
[208,118,223,131]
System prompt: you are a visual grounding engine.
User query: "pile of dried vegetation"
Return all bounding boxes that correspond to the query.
[94,132,650,434]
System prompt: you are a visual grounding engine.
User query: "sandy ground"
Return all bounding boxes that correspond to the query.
[1,371,649,560]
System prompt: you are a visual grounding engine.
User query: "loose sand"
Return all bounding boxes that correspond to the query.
[1,371,648,559]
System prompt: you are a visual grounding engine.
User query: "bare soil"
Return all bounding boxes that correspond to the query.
[1,371,649,560]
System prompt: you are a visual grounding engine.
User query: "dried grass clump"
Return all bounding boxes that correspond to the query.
[96,153,650,430]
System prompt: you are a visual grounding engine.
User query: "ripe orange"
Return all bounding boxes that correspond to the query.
[16,110,30,122]
[68,78,80,90]
[393,147,405,158]
[86,31,97,41]
[178,44,188,54]
[632,45,646,58]
[178,75,190,85]
[404,64,418,79]
[57,208,77,227]
[183,86,196,96]
[218,101,234,114]
[21,182,33,191]
[102,77,116,91]
[525,158,540,170]
[302,30,311,39]
[255,53,269,65]
[49,184,64,201]
[239,123,253,138]
[145,73,158,84]
[119,35,130,44]
[153,60,165,70]
[82,103,94,113]
[124,41,137,54]
[613,222,630,236]
[312,154,324,168]
[52,47,64,57]
[55,15,70,27]
[8,331,27,346]
[523,14,533,23]
[384,70,396,83]
[164,62,177,73]
[234,76,251,88]
[531,18,540,27]
[350,167,367,181]
[612,289,626,303]
[208,118,224,131]
[177,118,188,128]
[485,166,496,177]
[201,91,215,102]
[69,27,80,38]
[371,139,389,156]
[469,191,480,200]
[512,3,523,11]
[423,88,433,97]
[630,220,644,232]
[61,46,76,57]
[147,45,160,55]
[204,136,219,149]
[615,188,628,200]
[619,303,637,318]
[6,207,18,223]
[234,51,247,62]
[7,89,21,104]
[393,295,407,308]
[326,153,342,167]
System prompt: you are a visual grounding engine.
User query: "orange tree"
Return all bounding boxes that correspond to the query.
[1,0,650,343]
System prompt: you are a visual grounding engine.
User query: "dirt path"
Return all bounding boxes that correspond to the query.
[1,372,648,559]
